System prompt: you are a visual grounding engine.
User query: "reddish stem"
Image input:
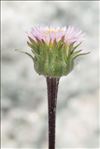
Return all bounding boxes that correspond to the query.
[46,77,60,149]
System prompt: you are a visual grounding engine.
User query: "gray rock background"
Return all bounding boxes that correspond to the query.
[1,1,99,149]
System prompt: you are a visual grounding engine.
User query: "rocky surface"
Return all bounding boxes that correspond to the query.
[1,1,99,149]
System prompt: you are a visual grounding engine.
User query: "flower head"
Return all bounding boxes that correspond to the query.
[23,26,88,77]
[28,26,84,45]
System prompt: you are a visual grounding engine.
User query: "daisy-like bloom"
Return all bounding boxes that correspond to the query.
[29,26,84,45]
[25,26,88,77]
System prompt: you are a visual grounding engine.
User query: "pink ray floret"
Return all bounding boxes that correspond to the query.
[28,26,84,45]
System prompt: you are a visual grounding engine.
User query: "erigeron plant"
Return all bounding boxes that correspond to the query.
[16,26,89,149]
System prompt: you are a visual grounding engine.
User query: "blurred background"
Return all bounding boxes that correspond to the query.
[1,1,99,149]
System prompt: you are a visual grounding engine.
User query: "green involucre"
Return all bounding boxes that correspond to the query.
[25,37,88,77]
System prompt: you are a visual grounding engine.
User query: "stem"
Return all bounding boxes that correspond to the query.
[46,77,60,149]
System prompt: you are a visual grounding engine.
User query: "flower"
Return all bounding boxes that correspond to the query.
[28,26,84,45]
[22,26,88,77]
